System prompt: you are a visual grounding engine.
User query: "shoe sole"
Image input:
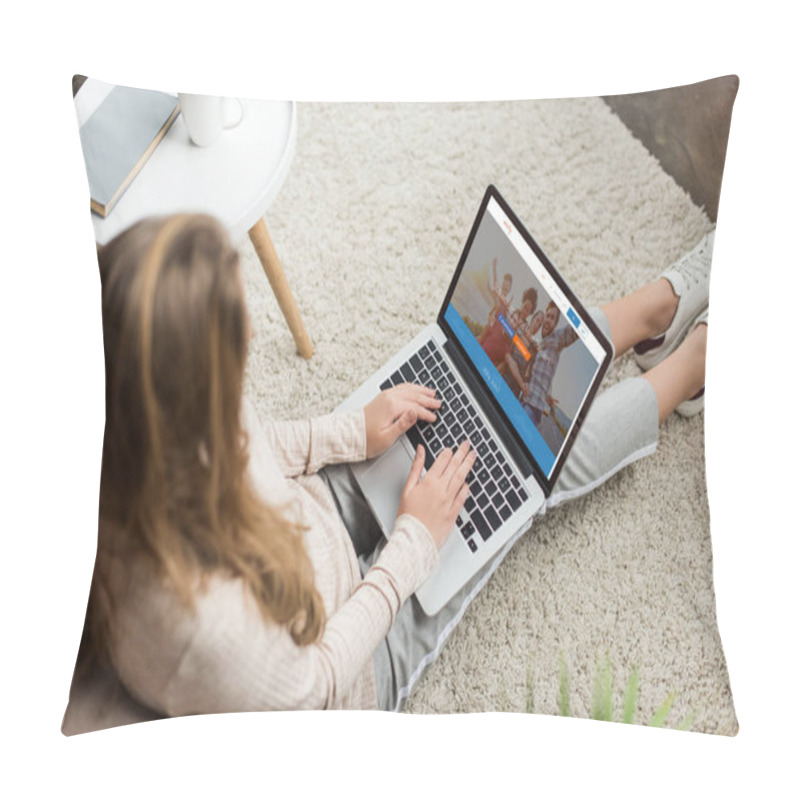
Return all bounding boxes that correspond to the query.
[676,386,705,418]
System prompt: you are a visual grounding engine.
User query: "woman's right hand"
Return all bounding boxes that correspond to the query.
[397,441,476,549]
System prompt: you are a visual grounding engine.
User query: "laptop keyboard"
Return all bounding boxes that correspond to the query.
[380,340,529,553]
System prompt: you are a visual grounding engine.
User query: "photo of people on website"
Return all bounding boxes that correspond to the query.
[450,211,600,460]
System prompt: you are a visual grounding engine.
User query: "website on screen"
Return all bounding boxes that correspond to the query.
[446,198,604,478]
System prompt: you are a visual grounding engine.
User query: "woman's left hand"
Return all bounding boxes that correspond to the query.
[364,384,441,459]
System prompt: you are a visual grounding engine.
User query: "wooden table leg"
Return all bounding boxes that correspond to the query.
[248,218,314,359]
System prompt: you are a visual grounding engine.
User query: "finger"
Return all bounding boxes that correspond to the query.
[414,395,442,416]
[401,445,426,497]
[390,396,437,426]
[449,483,471,517]
[395,382,437,397]
[448,446,476,493]
[415,386,442,405]
[427,445,454,478]
[395,382,439,399]
[442,440,472,485]
[411,403,438,424]
[396,383,441,408]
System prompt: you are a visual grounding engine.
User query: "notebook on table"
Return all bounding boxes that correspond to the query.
[340,186,613,615]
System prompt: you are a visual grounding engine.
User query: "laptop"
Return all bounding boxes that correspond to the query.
[339,186,613,614]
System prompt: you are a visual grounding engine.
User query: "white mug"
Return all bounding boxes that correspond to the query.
[178,93,243,147]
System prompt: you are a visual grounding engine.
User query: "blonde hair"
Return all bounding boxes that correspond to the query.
[87,214,324,662]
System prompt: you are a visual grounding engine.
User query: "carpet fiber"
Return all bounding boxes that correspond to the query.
[238,98,736,735]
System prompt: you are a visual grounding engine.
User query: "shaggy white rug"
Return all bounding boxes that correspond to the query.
[239,98,736,735]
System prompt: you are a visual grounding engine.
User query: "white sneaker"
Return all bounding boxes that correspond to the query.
[676,309,708,418]
[633,229,715,371]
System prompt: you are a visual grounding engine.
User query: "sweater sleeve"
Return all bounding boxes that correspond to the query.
[242,397,367,478]
[163,514,439,714]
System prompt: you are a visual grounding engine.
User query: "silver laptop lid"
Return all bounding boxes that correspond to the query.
[437,186,612,495]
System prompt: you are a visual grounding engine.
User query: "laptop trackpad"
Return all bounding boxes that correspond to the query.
[359,440,414,536]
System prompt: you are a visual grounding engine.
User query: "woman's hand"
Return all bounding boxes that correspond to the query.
[364,384,441,459]
[397,441,476,548]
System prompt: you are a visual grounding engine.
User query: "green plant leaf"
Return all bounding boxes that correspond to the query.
[677,710,696,732]
[591,655,613,722]
[558,653,571,717]
[549,653,693,732]
[622,668,639,724]
[648,693,675,728]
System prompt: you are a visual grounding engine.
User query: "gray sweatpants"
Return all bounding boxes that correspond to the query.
[320,308,659,711]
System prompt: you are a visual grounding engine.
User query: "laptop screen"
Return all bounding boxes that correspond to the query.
[439,188,612,488]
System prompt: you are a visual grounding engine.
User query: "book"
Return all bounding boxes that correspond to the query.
[79,85,180,218]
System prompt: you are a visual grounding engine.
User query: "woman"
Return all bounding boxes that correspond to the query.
[79,214,712,717]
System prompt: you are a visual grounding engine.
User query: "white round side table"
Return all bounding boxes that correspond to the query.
[84,82,313,358]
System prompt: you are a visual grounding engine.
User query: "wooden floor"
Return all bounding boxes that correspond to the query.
[603,76,739,223]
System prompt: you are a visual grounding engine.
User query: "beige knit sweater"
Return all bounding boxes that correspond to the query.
[105,398,439,714]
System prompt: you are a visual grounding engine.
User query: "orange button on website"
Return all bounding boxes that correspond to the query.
[512,335,530,361]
